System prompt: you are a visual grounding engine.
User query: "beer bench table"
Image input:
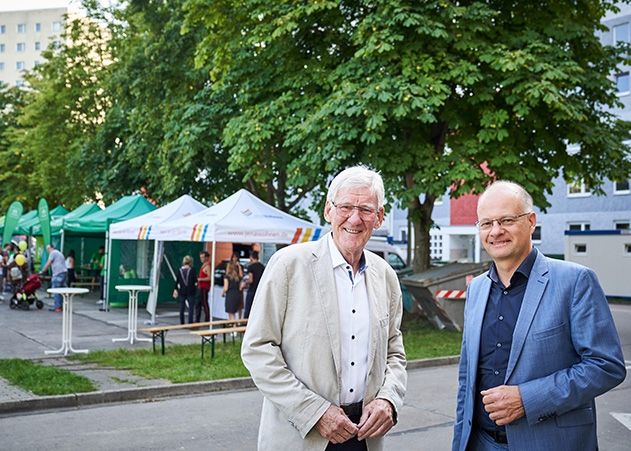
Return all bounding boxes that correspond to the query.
[141,318,248,355]
[191,325,247,360]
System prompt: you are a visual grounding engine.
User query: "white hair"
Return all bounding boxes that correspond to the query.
[327,165,385,209]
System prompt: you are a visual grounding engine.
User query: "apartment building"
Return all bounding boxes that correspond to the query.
[0,7,66,87]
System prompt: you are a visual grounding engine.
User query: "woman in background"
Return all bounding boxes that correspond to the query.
[222,262,242,323]
[174,255,197,324]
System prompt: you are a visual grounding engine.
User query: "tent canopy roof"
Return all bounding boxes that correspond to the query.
[32,203,102,236]
[153,189,324,244]
[15,205,69,235]
[64,196,156,234]
[110,194,207,240]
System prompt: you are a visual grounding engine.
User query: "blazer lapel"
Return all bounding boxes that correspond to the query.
[364,260,381,377]
[505,253,549,381]
[310,237,342,383]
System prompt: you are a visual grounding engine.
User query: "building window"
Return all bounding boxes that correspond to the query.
[567,179,591,197]
[35,23,42,33]
[568,223,590,231]
[16,43,26,52]
[16,61,25,70]
[17,23,26,33]
[0,44,4,53]
[625,244,631,255]
[34,42,41,51]
[615,222,630,230]
[614,179,630,194]
[400,230,407,243]
[574,243,587,255]
[616,72,630,94]
[52,21,62,33]
[15,79,24,87]
[33,60,40,67]
[0,25,6,34]
[614,22,630,44]
[0,62,4,71]
[532,225,542,242]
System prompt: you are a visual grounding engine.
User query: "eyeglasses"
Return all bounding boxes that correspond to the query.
[475,212,532,231]
[331,201,378,219]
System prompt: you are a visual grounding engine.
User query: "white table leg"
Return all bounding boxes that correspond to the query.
[46,294,88,355]
[113,290,150,344]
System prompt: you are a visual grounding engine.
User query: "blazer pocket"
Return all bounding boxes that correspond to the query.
[533,322,567,341]
[555,405,594,428]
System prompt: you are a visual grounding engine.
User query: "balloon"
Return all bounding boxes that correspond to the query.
[18,240,27,251]
[15,254,26,266]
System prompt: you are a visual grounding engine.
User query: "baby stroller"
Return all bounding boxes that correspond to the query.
[9,273,43,310]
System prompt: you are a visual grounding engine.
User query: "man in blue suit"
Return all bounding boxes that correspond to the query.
[452,181,626,451]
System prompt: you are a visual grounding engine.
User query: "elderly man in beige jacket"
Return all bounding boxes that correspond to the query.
[242,166,407,451]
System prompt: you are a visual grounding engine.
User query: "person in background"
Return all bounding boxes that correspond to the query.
[243,250,265,319]
[40,244,67,313]
[452,181,626,451]
[230,252,245,318]
[174,255,197,324]
[222,261,242,324]
[65,249,76,287]
[95,246,106,305]
[241,165,406,450]
[196,251,211,322]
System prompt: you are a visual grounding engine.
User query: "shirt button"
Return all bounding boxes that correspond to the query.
[351,335,355,340]
[503,290,508,295]
[352,309,356,314]
[349,388,354,393]
[496,343,502,348]
[494,370,499,375]
[351,361,355,366]
[499,315,504,321]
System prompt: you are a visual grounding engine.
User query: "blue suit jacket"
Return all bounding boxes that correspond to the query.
[452,250,626,451]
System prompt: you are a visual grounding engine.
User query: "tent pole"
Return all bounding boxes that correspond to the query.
[103,226,112,312]
[146,240,161,325]
[210,239,216,326]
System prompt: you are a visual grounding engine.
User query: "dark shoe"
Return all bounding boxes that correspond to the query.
[54,307,62,313]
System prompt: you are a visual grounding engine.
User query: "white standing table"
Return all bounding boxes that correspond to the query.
[45,287,90,356]
[112,285,152,344]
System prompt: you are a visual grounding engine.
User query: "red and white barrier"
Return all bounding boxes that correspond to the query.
[434,290,466,299]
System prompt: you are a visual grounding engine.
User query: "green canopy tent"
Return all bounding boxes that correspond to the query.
[15,205,69,235]
[64,195,157,308]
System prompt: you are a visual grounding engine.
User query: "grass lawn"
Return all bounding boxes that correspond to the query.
[0,316,462,395]
[0,359,96,396]
[72,315,461,383]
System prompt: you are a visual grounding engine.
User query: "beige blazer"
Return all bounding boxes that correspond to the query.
[241,236,407,451]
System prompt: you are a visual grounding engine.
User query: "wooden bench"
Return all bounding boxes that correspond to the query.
[191,325,247,360]
[141,319,248,355]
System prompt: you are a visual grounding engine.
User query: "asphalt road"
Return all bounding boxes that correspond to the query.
[0,304,629,451]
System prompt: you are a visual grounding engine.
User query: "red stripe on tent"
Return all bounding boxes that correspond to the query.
[291,228,302,244]
[190,224,199,241]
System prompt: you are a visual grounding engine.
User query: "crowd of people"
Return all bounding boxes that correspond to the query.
[173,250,266,325]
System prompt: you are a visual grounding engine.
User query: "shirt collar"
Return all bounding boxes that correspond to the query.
[488,247,538,286]
[327,233,368,273]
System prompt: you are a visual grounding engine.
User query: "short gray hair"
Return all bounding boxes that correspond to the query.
[326,165,385,209]
[480,180,534,212]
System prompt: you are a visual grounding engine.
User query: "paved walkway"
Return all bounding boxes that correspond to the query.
[0,287,198,407]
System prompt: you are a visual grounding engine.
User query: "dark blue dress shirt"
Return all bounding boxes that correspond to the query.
[474,248,537,433]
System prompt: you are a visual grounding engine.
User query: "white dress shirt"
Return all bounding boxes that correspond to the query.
[327,235,371,405]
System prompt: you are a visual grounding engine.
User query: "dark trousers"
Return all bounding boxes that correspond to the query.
[179,295,194,324]
[326,403,367,451]
[195,288,210,322]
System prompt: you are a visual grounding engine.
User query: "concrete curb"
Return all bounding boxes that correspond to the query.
[0,356,459,415]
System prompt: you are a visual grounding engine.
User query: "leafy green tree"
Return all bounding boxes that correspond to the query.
[192,0,630,270]
[80,0,242,205]
[0,83,28,211]
[0,15,109,210]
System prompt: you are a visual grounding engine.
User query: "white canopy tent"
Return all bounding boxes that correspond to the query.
[152,189,324,318]
[109,194,207,323]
